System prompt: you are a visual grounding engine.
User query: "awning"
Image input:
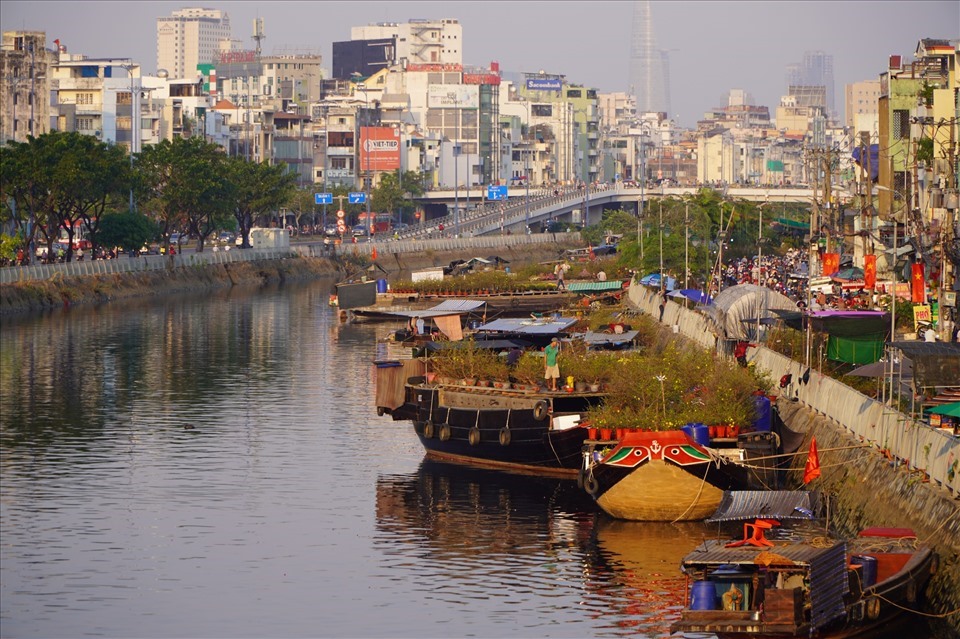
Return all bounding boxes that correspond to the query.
[567,281,625,293]
[582,330,639,348]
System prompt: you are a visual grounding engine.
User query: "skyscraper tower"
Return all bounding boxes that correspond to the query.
[785,51,835,119]
[629,0,670,116]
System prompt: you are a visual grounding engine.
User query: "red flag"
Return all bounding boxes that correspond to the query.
[371,247,378,260]
[911,263,925,303]
[822,253,839,277]
[864,255,877,290]
[803,437,821,484]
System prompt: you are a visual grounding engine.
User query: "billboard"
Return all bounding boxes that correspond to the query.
[526,78,562,91]
[427,84,479,109]
[360,127,401,172]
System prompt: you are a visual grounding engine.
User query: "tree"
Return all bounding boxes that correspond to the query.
[93,210,158,253]
[225,156,297,248]
[0,132,129,261]
[138,137,233,251]
[0,136,54,258]
[372,170,425,225]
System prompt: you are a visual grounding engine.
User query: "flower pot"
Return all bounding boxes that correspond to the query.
[575,381,588,392]
[588,383,601,393]
[587,427,598,439]
[462,378,477,386]
[599,428,613,441]
[728,425,740,437]
[477,380,491,388]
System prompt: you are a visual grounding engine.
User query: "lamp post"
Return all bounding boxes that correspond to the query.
[524,102,531,234]
[453,94,460,237]
[637,126,648,249]
[358,84,371,240]
[684,200,690,290]
[120,62,139,213]
[756,197,768,341]
[321,104,329,232]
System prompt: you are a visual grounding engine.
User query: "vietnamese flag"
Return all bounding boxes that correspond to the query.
[803,437,821,484]
[911,263,925,303]
[822,253,840,277]
[864,255,877,290]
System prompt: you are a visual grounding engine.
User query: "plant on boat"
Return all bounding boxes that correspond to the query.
[584,344,760,432]
[511,351,545,387]
[427,341,508,384]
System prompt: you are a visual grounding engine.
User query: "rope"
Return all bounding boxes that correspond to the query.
[672,457,712,523]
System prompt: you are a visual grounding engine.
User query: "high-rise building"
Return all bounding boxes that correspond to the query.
[156,7,232,80]
[628,0,670,116]
[332,18,463,80]
[844,80,881,130]
[785,51,835,119]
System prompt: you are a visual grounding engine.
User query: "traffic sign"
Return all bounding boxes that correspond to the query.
[336,209,345,219]
[348,192,367,204]
[315,192,333,205]
[486,185,508,201]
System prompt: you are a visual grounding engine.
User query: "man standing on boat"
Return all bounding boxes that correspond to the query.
[544,338,560,391]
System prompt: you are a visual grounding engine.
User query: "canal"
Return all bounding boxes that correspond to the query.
[1,279,718,638]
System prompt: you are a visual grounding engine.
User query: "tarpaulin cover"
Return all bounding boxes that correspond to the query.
[705,284,799,340]
[888,342,960,388]
[706,490,823,523]
[808,311,890,338]
[336,281,377,310]
[852,144,880,181]
[827,335,885,364]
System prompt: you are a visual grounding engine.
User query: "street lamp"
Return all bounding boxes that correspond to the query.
[120,62,139,213]
[524,102,531,234]
[358,83,372,240]
[453,94,460,237]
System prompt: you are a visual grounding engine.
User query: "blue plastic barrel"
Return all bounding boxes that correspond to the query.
[682,423,710,446]
[376,279,388,293]
[851,555,877,588]
[690,581,718,610]
[753,395,772,432]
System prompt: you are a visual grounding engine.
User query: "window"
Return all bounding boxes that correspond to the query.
[893,109,909,139]
[117,92,132,105]
[76,117,94,130]
[117,116,131,130]
[77,93,94,105]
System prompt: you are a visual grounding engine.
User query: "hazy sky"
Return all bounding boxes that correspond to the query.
[4,1,957,128]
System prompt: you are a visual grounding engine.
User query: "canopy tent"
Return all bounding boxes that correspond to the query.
[852,144,880,182]
[669,289,713,305]
[705,284,799,341]
[638,273,677,291]
[808,310,890,338]
[926,402,960,418]
[888,342,960,389]
[847,357,913,379]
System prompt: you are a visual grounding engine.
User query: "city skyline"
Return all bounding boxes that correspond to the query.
[2,1,957,128]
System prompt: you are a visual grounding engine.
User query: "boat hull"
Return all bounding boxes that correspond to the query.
[393,384,605,477]
[582,430,781,521]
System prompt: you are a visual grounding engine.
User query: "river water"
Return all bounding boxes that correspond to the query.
[1,279,715,638]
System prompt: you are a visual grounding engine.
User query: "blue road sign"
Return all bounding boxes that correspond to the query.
[348,192,367,204]
[315,192,333,205]
[486,185,508,201]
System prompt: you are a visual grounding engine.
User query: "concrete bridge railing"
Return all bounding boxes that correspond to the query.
[628,281,959,497]
[1,233,585,285]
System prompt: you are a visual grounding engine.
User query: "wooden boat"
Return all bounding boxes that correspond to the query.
[669,495,937,639]
[375,358,605,478]
[578,427,789,521]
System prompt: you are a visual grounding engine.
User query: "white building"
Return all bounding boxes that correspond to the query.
[156,7,232,79]
[351,19,463,66]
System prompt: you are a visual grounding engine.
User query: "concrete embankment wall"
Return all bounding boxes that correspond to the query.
[628,281,960,635]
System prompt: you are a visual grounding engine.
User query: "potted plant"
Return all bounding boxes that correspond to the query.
[511,352,544,391]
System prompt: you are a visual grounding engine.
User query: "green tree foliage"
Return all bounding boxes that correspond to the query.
[1,132,129,260]
[138,137,233,251]
[93,211,159,253]
[224,156,296,248]
[372,171,425,225]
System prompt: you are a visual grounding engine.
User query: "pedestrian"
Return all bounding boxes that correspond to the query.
[658,288,668,321]
[555,263,566,291]
[506,345,523,367]
[544,337,560,391]
[408,316,420,336]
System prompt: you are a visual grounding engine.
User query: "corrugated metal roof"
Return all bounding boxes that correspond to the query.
[583,330,639,346]
[476,317,579,334]
[681,538,841,567]
[567,281,625,293]
[707,490,823,523]
[428,300,487,312]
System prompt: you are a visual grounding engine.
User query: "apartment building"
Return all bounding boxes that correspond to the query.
[1,31,52,143]
[157,7,232,80]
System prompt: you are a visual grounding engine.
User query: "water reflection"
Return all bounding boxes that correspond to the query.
[2,281,720,638]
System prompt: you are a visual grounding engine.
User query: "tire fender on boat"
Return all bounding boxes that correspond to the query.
[584,474,599,496]
[499,428,511,446]
[377,406,386,417]
[423,420,435,438]
[439,424,451,441]
[865,596,880,620]
[533,400,549,421]
[468,427,481,446]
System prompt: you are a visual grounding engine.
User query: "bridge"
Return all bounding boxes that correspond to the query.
[403,185,815,239]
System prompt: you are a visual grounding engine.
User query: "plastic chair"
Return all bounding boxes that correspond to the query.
[725,518,780,548]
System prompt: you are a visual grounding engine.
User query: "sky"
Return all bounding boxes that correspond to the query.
[3,1,957,128]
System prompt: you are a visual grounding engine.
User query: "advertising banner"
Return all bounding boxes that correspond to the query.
[821,253,839,277]
[526,78,562,91]
[360,127,401,172]
[427,85,479,109]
